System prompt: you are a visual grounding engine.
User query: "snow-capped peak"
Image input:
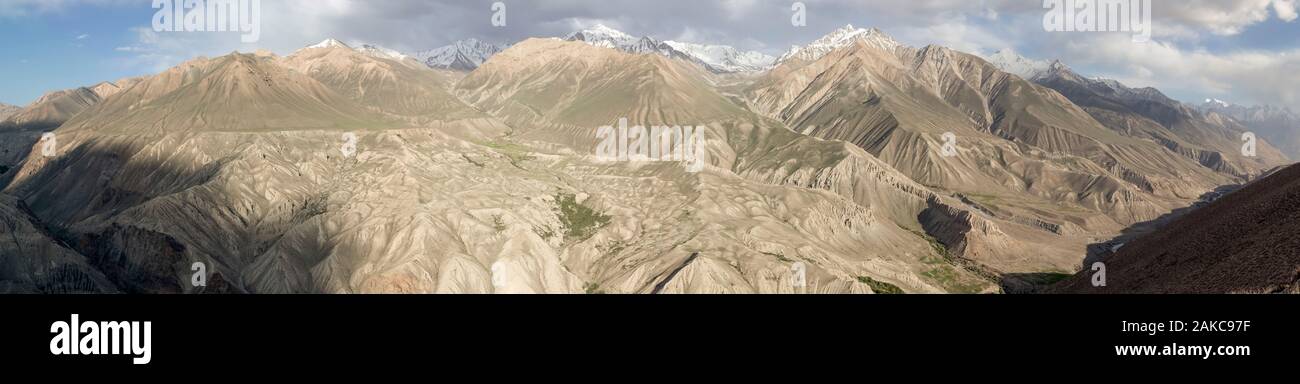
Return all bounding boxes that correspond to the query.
[565,24,639,48]
[357,44,409,61]
[307,38,350,50]
[563,24,774,73]
[776,24,900,64]
[984,48,1053,80]
[412,38,507,71]
[1204,98,1232,108]
[662,40,776,73]
[297,39,417,63]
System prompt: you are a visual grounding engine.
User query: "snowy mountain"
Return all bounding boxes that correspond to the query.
[663,41,775,73]
[565,24,773,73]
[1203,98,1232,109]
[983,48,1054,80]
[1198,99,1299,124]
[1198,99,1300,158]
[564,24,640,49]
[413,38,507,71]
[356,44,410,61]
[775,24,900,64]
[300,39,405,61]
[306,38,349,50]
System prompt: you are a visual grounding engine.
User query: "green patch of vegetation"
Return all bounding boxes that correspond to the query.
[583,282,605,294]
[920,265,986,294]
[903,226,993,294]
[856,276,905,294]
[906,228,951,261]
[491,215,507,232]
[478,140,535,167]
[963,193,1002,207]
[554,192,611,243]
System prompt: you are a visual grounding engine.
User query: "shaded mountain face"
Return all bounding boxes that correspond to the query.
[2,87,103,131]
[0,193,117,293]
[1031,63,1287,179]
[1198,100,1300,160]
[0,78,141,170]
[1052,164,1300,294]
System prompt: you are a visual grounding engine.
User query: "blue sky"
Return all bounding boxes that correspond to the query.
[2,0,1298,112]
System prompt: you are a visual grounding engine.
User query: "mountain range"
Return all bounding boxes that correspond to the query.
[1198,99,1300,159]
[0,24,1294,294]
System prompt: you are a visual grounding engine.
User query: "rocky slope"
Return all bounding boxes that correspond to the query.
[743,27,1288,277]
[413,38,507,71]
[1033,63,1286,179]
[0,103,18,122]
[1,38,996,294]
[3,25,1289,294]
[0,193,117,293]
[1053,163,1300,293]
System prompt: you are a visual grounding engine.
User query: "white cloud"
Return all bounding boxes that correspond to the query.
[1059,33,1300,111]
[1275,0,1300,22]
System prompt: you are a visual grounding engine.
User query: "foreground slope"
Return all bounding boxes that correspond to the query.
[1053,164,1300,293]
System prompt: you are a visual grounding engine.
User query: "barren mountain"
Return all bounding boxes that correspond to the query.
[281,41,488,124]
[0,78,141,172]
[1033,62,1287,178]
[1199,99,1300,160]
[413,38,507,71]
[1,87,101,131]
[0,193,117,293]
[742,27,1285,280]
[0,103,18,122]
[2,38,999,294]
[459,38,1001,292]
[1052,163,1300,293]
[3,25,1288,295]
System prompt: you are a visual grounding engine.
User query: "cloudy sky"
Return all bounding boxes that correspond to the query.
[1,0,1298,112]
